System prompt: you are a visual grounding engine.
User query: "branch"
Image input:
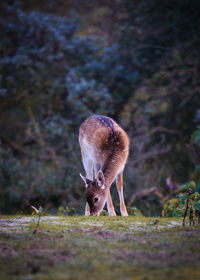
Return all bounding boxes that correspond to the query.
[186,144,200,165]
[132,145,171,166]
[179,92,197,108]
[128,187,164,207]
[147,126,180,137]
[1,137,54,161]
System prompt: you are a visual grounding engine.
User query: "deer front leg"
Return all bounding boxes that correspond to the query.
[85,202,90,216]
[116,172,128,216]
[82,156,93,216]
[107,190,116,216]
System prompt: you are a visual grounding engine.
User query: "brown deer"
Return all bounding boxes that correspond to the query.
[79,115,129,216]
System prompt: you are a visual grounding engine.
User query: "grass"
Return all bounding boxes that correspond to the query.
[0,215,200,280]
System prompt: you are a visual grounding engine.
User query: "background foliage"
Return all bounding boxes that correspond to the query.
[0,0,200,214]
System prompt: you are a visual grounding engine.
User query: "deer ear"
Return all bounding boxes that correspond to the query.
[96,170,105,189]
[80,173,91,188]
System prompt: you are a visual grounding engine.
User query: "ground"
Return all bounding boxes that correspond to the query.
[0,216,200,280]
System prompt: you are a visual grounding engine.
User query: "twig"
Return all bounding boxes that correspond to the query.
[182,190,192,226]
[31,205,43,230]
[36,213,41,228]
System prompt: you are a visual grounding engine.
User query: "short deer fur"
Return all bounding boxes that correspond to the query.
[79,115,129,216]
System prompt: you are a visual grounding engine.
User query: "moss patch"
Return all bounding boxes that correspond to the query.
[0,216,200,280]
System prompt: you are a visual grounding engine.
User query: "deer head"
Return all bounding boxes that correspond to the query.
[80,170,108,216]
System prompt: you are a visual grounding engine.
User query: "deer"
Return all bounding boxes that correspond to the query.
[79,114,129,216]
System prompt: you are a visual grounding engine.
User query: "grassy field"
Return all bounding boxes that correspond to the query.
[0,215,200,280]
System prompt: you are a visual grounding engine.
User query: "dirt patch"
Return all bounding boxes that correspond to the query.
[73,226,135,241]
[0,242,18,257]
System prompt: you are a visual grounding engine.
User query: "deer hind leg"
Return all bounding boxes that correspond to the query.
[107,190,116,216]
[116,172,128,216]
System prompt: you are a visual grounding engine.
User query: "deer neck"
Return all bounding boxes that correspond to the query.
[102,157,119,189]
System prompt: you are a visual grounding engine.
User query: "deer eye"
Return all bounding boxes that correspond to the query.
[94,197,99,203]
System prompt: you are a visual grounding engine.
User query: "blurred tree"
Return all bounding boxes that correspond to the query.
[0,3,115,213]
[0,0,199,215]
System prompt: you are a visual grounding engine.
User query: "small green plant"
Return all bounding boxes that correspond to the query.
[58,206,75,216]
[127,206,143,216]
[65,206,75,216]
[100,210,109,216]
[162,181,200,226]
[58,206,66,215]
[150,219,159,230]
